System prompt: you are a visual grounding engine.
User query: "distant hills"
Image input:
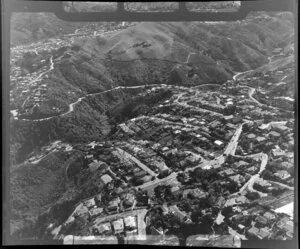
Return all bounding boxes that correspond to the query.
[50,12,294,91]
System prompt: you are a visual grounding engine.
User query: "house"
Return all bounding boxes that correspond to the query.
[214,140,224,149]
[256,178,271,187]
[274,170,290,180]
[269,131,281,139]
[100,174,113,185]
[257,227,271,239]
[123,193,135,207]
[89,207,103,218]
[88,160,107,172]
[232,116,242,124]
[245,166,257,174]
[272,124,289,134]
[234,160,249,168]
[74,204,90,219]
[185,188,206,199]
[156,162,170,174]
[140,175,153,183]
[108,198,120,212]
[214,196,225,208]
[169,205,188,222]
[171,186,180,193]
[135,170,147,178]
[237,224,245,232]
[112,219,124,234]
[247,226,259,237]
[247,133,256,140]
[124,216,137,230]
[271,147,285,158]
[83,198,96,209]
[220,168,235,176]
[235,195,248,204]
[256,136,267,143]
[229,174,245,185]
[255,216,268,227]
[94,222,112,235]
[263,212,276,220]
[272,48,282,54]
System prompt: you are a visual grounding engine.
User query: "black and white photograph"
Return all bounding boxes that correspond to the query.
[2,1,298,247]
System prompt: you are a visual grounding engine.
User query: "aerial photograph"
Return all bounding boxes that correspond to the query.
[7,1,296,246]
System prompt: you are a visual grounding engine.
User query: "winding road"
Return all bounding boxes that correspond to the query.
[17,84,162,122]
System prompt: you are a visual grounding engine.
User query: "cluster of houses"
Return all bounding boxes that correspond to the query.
[91,215,138,236]
[237,121,293,155]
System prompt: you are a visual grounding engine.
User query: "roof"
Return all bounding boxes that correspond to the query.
[100,174,113,185]
[255,216,268,224]
[247,133,256,139]
[214,140,224,146]
[88,161,101,172]
[112,219,124,232]
[84,198,96,208]
[95,222,111,233]
[269,131,281,137]
[124,216,137,228]
[90,207,103,217]
[257,228,270,239]
[256,136,267,142]
[235,160,249,167]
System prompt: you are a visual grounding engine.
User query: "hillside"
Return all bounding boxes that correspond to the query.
[9,11,295,241]
[10,11,294,162]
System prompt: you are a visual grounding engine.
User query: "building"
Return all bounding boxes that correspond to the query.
[255,136,267,143]
[83,198,96,209]
[245,166,257,174]
[100,174,113,185]
[220,168,235,176]
[74,204,90,219]
[275,170,290,180]
[123,193,135,207]
[140,175,153,183]
[88,160,107,172]
[112,219,124,234]
[229,174,245,185]
[257,227,271,239]
[169,205,188,223]
[188,188,206,199]
[214,140,224,149]
[255,216,268,227]
[108,198,120,212]
[271,124,289,134]
[263,212,276,220]
[234,160,249,168]
[124,216,137,230]
[271,148,285,158]
[269,131,281,140]
[94,222,112,235]
[247,133,256,140]
[89,207,103,218]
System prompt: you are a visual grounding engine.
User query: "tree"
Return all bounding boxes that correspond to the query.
[245,191,260,200]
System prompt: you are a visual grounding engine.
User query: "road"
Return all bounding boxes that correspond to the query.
[17,84,162,122]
